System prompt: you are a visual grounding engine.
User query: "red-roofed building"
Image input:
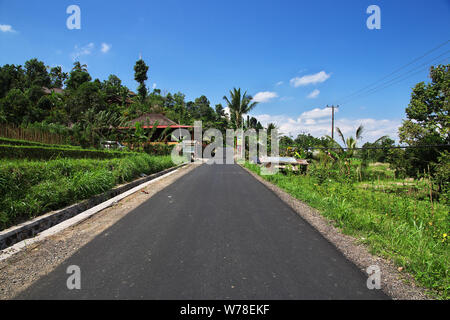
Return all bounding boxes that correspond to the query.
[119,113,192,144]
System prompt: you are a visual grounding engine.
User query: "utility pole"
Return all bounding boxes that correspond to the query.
[326,105,339,140]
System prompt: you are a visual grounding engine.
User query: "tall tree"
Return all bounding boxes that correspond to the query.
[66,81,105,122]
[72,62,88,72]
[399,64,449,144]
[0,89,32,124]
[0,64,25,98]
[192,95,215,123]
[361,137,395,162]
[65,61,91,91]
[49,66,68,88]
[215,104,226,118]
[294,132,328,150]
[397,64,449,176]
[134,59,149,102]
[223,88,258,128]
[103,74,128,106]
[24,58,51,88]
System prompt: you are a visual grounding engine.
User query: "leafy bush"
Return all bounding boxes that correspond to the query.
[143,143,175,156]
[433,151,450,204]
[307,159,359,184]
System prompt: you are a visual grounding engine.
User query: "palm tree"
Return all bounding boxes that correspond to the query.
[327,124,387,158]
[267,123,283,140]
[223,88,258,128]
[72,61,88,72]
[260,123,283,155]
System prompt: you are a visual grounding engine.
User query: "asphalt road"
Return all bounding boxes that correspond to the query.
[17,163,388,299]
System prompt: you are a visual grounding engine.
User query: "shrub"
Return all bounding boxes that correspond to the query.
[143,143,175,156]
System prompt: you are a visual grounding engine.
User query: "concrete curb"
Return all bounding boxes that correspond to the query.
[0,163,187,251]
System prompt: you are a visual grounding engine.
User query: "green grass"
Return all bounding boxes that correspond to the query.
[244,162,449,299]
[0,137,78,149]
[363,162,396,180]
[355,178,436,201]
[0,154,175,230]
[0,144,136,160]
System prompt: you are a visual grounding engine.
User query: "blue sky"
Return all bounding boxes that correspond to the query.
[1,0,449,142]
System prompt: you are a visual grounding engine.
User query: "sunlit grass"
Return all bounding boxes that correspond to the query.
[0,154,174,230]
[244,162,449,299]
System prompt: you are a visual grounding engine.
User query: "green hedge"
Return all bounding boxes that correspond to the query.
[0,137,78,149]
[0,144,136,160]
[0,154,175,230]
[144,143,175,156]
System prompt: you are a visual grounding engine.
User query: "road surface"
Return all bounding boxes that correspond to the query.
[17,163,388,299]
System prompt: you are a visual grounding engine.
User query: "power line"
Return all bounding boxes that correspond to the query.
[335,39,450,104]
[304,144,450,151]
[339,53,449,105]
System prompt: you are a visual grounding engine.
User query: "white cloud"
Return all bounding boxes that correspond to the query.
[252,91,278,103]
[290,71,331,87]
[299,107,334,119]
[252,107,400,143]
[275,81,283,86]
[71,42,94,60]
[307,89,320,99]
[101,43,111,53]
[0,24,16,33]
[152,83,157,89]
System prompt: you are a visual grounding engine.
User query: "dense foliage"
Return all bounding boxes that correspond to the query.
[0,58,247,148]
[397,64,449,178]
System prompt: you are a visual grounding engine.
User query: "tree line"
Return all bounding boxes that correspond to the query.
[0,58,266,134]
[0,58,269,148]
[0,58,448,183]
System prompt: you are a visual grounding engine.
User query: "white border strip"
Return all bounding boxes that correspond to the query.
[0,168,180,262]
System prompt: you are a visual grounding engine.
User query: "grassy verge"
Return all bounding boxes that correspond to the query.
[0,144,136,160]
[244,162,449,299]
[0,154,175,230]
[0,137,78,149]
